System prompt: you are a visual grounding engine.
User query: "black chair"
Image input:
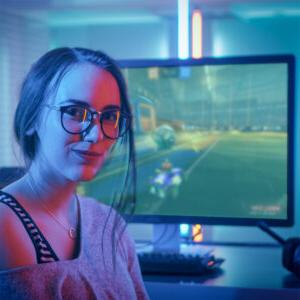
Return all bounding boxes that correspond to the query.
[0,167,25,189]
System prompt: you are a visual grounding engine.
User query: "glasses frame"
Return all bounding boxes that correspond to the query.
[44,104,131,140]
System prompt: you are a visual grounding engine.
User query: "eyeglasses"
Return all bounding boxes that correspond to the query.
[45,104,131,140]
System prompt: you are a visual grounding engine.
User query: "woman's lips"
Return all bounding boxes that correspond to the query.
[72,149,103,160]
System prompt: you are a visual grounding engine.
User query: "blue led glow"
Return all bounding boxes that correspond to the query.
[180,223,190,236]
[178,0,190,59]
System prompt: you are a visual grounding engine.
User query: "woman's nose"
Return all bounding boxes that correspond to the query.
[83,121,104,143]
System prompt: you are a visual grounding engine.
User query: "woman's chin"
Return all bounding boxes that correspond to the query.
[66,166,98,182]
[79,169,99,182]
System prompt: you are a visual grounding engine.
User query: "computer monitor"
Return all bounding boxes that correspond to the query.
[80,55,295,227]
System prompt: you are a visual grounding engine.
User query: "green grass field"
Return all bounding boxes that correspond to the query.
[80,131,287,220]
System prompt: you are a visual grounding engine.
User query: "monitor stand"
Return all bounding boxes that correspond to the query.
[153,224,180,253]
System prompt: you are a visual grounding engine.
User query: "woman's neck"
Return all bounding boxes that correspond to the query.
[21,162,78,213]
[2,163,80,236]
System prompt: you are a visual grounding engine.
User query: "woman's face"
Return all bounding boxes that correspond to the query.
[35,63,121,182]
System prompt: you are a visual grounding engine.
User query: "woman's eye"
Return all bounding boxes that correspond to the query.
[103,111,118,122]
[65,107,87,121]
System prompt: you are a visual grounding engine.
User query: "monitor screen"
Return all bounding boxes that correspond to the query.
[80,55,295,226]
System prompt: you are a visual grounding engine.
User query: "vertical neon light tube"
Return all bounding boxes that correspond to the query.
[192,9,203,58]
[178,0,189,59]
[192,224,203,243]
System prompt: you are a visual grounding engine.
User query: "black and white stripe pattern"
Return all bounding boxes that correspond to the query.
[0,191,59,263]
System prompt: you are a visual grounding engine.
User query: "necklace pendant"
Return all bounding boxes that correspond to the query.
[69,227,77,239]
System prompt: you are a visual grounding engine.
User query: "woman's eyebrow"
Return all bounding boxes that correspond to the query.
[60,99,121,110]
[60,99,90,107]
[102,104,121,110]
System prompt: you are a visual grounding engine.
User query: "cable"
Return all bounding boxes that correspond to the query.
[257,221,285,245]
[135,223,170,250]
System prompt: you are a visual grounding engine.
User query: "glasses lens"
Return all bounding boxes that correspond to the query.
[101,110,130,139]
[62,106,90,133]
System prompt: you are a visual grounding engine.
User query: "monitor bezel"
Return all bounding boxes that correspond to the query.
[119,55,295,227]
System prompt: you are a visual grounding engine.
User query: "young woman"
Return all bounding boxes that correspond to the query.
[0,48,149,299]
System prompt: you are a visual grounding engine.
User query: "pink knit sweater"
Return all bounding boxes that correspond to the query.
[0,195,149,300]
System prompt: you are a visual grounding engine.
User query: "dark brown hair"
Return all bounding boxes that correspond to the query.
[14,47,136,270]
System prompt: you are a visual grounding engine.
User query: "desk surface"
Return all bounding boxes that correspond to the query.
[139,244,300,299]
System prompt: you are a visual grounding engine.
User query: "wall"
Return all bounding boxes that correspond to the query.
[0,11,49,167]
[50,21,170,59]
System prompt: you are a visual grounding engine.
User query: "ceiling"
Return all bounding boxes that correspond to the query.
[0,0,299,26]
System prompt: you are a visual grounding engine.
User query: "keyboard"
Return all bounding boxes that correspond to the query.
[138,251,225,276]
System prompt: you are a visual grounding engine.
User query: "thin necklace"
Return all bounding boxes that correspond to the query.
[38,193,79,240]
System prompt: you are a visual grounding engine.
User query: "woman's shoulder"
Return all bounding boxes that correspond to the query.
[0,190,37,270]
[78,194,123,225]
[78,194,111,215]
[0,190,18,219]
[78,194,127,232]
[0,189,29,222]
